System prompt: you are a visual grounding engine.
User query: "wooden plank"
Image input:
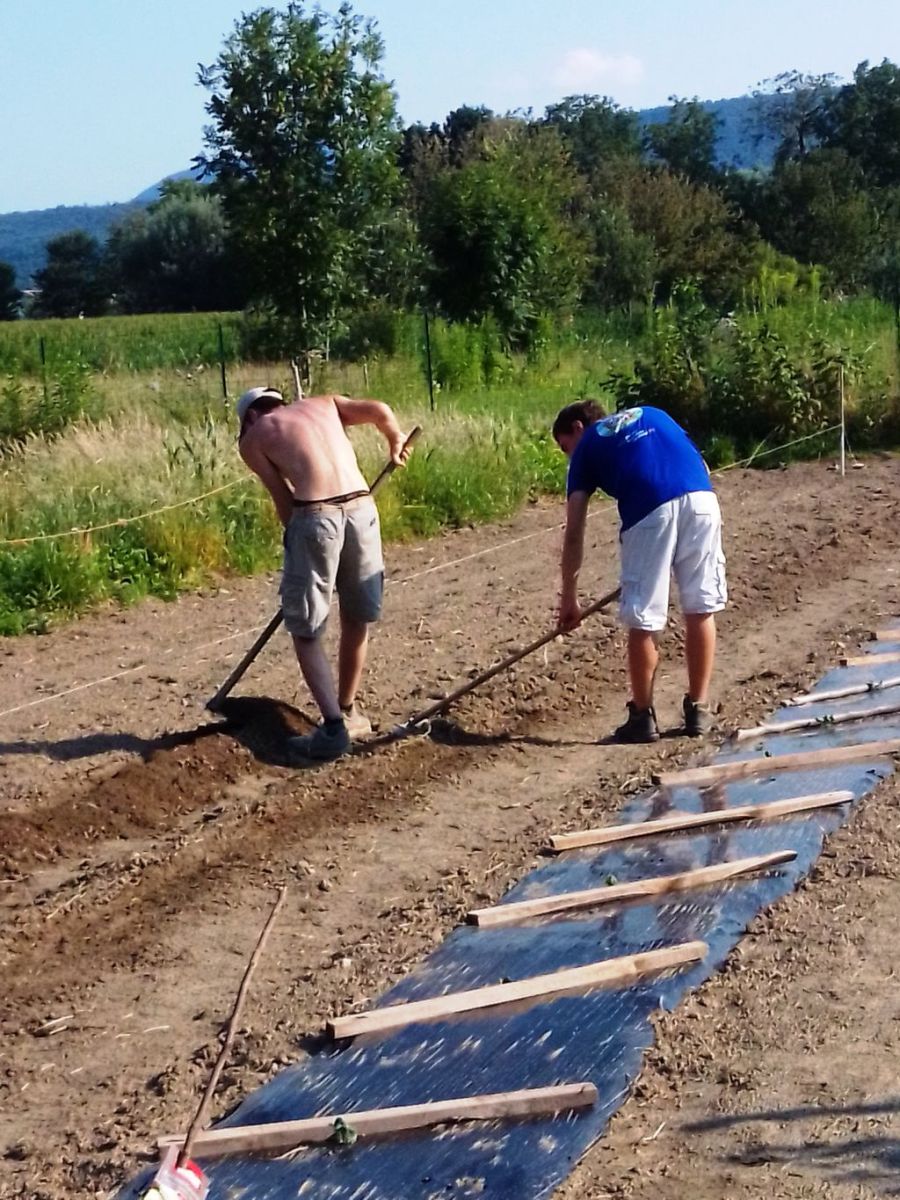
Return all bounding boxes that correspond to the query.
[327,942,706,1040]
[788,676,900,706]
[158,1082,598,1159]
[468,851,795,929]
[872,629,900,642]
[653,738,900,790]
[548,791,852,852]
[841,650,900,667]
[733,700,900,742]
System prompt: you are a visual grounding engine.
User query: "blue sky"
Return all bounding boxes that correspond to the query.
[3,0,899,213]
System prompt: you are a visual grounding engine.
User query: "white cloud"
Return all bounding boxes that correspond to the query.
[550,48,644,92]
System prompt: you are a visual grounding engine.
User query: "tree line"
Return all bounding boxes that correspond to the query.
[3,2,899,356]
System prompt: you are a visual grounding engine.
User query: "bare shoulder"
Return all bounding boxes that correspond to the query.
[238,425,265,468]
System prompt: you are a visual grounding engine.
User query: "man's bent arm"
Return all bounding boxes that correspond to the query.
[240,440,295,527]
[332,395,407,464]
[559,491,590,626]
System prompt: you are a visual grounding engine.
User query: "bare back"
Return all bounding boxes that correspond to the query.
[244,396,369,502]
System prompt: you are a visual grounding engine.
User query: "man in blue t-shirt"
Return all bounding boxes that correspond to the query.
[552,399,727,742]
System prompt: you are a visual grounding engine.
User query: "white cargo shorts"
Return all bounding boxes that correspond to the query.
[619,491,727,631]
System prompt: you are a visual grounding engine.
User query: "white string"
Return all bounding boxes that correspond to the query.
[0,423,844,722]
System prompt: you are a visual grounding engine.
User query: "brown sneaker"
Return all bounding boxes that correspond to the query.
[683,694,713,737]
[612,701,660,744]
[340,703,373,740]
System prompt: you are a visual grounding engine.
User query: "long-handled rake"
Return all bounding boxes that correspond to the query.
[389,586,622,739]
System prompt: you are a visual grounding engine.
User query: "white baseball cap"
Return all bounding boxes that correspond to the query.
[236,386,284,430]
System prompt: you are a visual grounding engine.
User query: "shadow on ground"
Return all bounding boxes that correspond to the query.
[685,1096,900,1195]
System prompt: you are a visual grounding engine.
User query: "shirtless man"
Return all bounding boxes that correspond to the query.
[237,386,410,760]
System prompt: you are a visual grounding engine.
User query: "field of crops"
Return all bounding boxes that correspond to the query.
[0,299,897,634]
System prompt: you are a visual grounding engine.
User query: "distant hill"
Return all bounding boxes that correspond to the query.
[637,94,776,170]
[0,96,773,287]
[131,168,204,204]
[0,202,140,290]
[0,170,205,288]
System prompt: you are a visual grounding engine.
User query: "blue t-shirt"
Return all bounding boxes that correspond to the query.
[566,406,712,531]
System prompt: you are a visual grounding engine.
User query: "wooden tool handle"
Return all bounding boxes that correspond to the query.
[400,586,621,729]
[179,887,287,1166]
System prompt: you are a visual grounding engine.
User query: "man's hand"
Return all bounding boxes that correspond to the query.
[557,490,590,632]
[558,593,583,632]
[390,429,413,467]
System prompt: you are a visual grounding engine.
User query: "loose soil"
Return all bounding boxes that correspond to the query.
[2,457,900,1200]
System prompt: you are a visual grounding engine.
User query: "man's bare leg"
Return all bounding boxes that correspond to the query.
[628,628,660,709]
[292,635,341,721]
[684,612,716,703]
[337,615,369,710]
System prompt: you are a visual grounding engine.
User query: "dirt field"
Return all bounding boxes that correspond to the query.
[2,457,900,1200]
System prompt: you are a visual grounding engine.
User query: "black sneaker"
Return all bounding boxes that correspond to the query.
[683,694,713,737]
[287,720,350,762]
[612,701,660,744]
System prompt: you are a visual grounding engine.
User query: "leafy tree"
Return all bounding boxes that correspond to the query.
[106,180,246,313]
[0,261,21,320]
[644,97,720,184]
[419,125,588,345]
[749,71,838,164]
[443,105,496,166]
[604,165,752,305]
[543,95,641,174]
[32,230,106,318]
[587,205,655,309]
[399,107,505,211]
[863,187,900,307]
[818,59,900,188]
[744,149,879,288]
[197,1,401,358]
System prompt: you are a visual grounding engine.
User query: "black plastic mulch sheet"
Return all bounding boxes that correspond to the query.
[121,641,900,1200]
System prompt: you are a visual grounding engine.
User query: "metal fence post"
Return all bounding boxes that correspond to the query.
[217,322,228,400]
[423,310,435,412]
[39,336,48,406]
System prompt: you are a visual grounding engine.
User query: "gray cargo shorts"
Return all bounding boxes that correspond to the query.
[280,495,384,639]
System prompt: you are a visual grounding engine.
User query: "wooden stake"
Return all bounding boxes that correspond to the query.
[841,651,900,667]
[290,358,304,401]
[327,942,706,1040]
[653,738,900,790]
[178,887,287,1167]
[468,851,795,929]
[787,676,900,706]
[548,790,852,852]
[733,700,900,742]
[158,1082,597,1159]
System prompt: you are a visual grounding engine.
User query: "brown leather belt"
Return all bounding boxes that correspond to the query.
[292,489,370,508]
